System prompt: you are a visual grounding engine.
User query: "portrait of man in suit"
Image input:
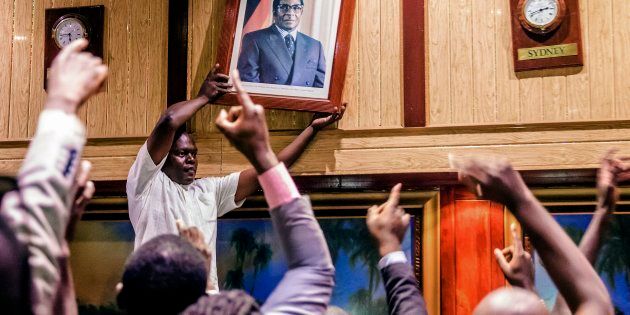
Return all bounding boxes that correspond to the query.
[237,0,327,88]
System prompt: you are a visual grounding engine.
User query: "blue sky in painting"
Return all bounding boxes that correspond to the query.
[216,218,412,310]
[535,214,630,314]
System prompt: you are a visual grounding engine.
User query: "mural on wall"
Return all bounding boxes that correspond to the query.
[535,214,630,314]
[69,217,414,315]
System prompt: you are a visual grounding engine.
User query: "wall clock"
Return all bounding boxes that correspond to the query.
[517,0,567,35]
[44,6,105,89]
[509,0,583,72]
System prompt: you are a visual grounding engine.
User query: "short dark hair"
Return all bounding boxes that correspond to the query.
[171,126,191,149]
[273,0,305,13]
[117,234,208,315]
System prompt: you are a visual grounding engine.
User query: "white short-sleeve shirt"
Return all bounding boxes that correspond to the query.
[126,142,244,290]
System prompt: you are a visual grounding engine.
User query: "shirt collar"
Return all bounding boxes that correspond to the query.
[275,25,297,40]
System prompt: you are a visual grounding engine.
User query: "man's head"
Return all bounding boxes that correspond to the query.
[272,0,305,32]
[162,128,198,185]
[117,234,208,315]
[474,287,548,315]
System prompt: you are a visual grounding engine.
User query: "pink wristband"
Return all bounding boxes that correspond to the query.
[258,163,300,209]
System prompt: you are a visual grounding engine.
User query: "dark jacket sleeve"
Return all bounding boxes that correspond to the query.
[236,33,261,83]
[381,262,428,315]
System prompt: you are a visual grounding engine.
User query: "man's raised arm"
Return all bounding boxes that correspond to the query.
[215,71,335,314]
[233,105,346,202]
[454,156,614,315]
[0,39,107,315]
[146,64,232,164]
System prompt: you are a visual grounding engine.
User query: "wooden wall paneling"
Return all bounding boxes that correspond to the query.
[423,192,440,315]
[0,0,13,139]
[9,0,34,139]
[449,0,473,125]
[454,199,492,313]
[542,73,567,121]
[518,72,543,122]
[427,0,451,125]
[402,0,425,127]
[489,202,506,289]
[588,0,614,120]
[127,0,150,136]
[439,188,457,315]
[357,0,381,128]
[146,0,167,133]
[189,0,215,136]
[27,0,47,138]
[338,6,359,130]
[379,0,402,128]
[613,0,630,119]
[82,0,105,134]
[471,0,496,123]
[567,0,590,121]
[494,0,520,123]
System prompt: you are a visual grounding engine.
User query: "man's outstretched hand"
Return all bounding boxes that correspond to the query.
[494,223,535,292]
[596,149,630,212]
[47,39,108,114]
[309,104,347,131]
[450,155,531,209]
[215,70,278,174]
[198,64,232,103]
[366,184,411,257]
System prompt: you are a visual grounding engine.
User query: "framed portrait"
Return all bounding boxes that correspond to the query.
[215,0,356,113]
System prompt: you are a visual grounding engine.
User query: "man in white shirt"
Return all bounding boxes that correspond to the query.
[127,65,345,291]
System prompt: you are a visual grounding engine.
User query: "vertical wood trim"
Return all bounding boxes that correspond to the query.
[27,0,46,138]
[146,0,168,134]
[427,0,451,125]
[567,0,590,121]
[338,5,359,130]
[82,0,103,135]
[440,187,457,315]
[613,0,630,119]
[127,0,150,136]
[380,0,402,128]
[588,0,614,119]
[494,0,520,123]
[168,0,189,106]
[449,0,473,125]
[0,0,14,139]
[471,0,496,123]
[402,0,426,127]
[9,0,34,139]
[357,0,381,128]
[423,192,441,315]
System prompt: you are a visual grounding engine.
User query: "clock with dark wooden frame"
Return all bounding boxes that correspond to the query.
[44,5,104,89]
[509,0,583,72]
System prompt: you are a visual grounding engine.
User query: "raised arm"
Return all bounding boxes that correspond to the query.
[0,39,107,315]
[146,64,232,164]
[367,184,428,315]
[234,105,346,202]
[215,71,335,314]
[454,155,614,315]
[552,150,629,315]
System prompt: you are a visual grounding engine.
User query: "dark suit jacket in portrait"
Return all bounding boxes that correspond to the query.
[381,262,428,315]
[237,26,326,88]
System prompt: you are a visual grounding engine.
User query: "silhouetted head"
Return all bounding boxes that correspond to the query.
[162,128,198,185]
[117,234,208,315]
[474,287,548,315]
[272,0,305,32]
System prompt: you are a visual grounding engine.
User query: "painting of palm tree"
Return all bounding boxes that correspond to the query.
[216,217,413,313]
[535,214,630,314]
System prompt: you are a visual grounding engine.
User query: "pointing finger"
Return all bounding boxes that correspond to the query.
[231,70,255,113]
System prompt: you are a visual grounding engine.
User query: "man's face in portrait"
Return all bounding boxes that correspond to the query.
[273,0,304,32]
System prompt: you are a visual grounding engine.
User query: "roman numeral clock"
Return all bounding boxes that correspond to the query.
[509,0,583,72]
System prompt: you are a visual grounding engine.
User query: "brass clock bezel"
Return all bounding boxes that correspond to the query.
[517,0,567,35]
[52,14,89,49]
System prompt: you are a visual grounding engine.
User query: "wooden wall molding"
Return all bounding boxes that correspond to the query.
[3,120,630,180]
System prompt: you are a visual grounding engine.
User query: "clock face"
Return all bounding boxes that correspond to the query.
[523,0,560,27]
[54,17,87,48]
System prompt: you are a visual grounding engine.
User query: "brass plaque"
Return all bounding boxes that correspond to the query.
[518,43,578,61]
